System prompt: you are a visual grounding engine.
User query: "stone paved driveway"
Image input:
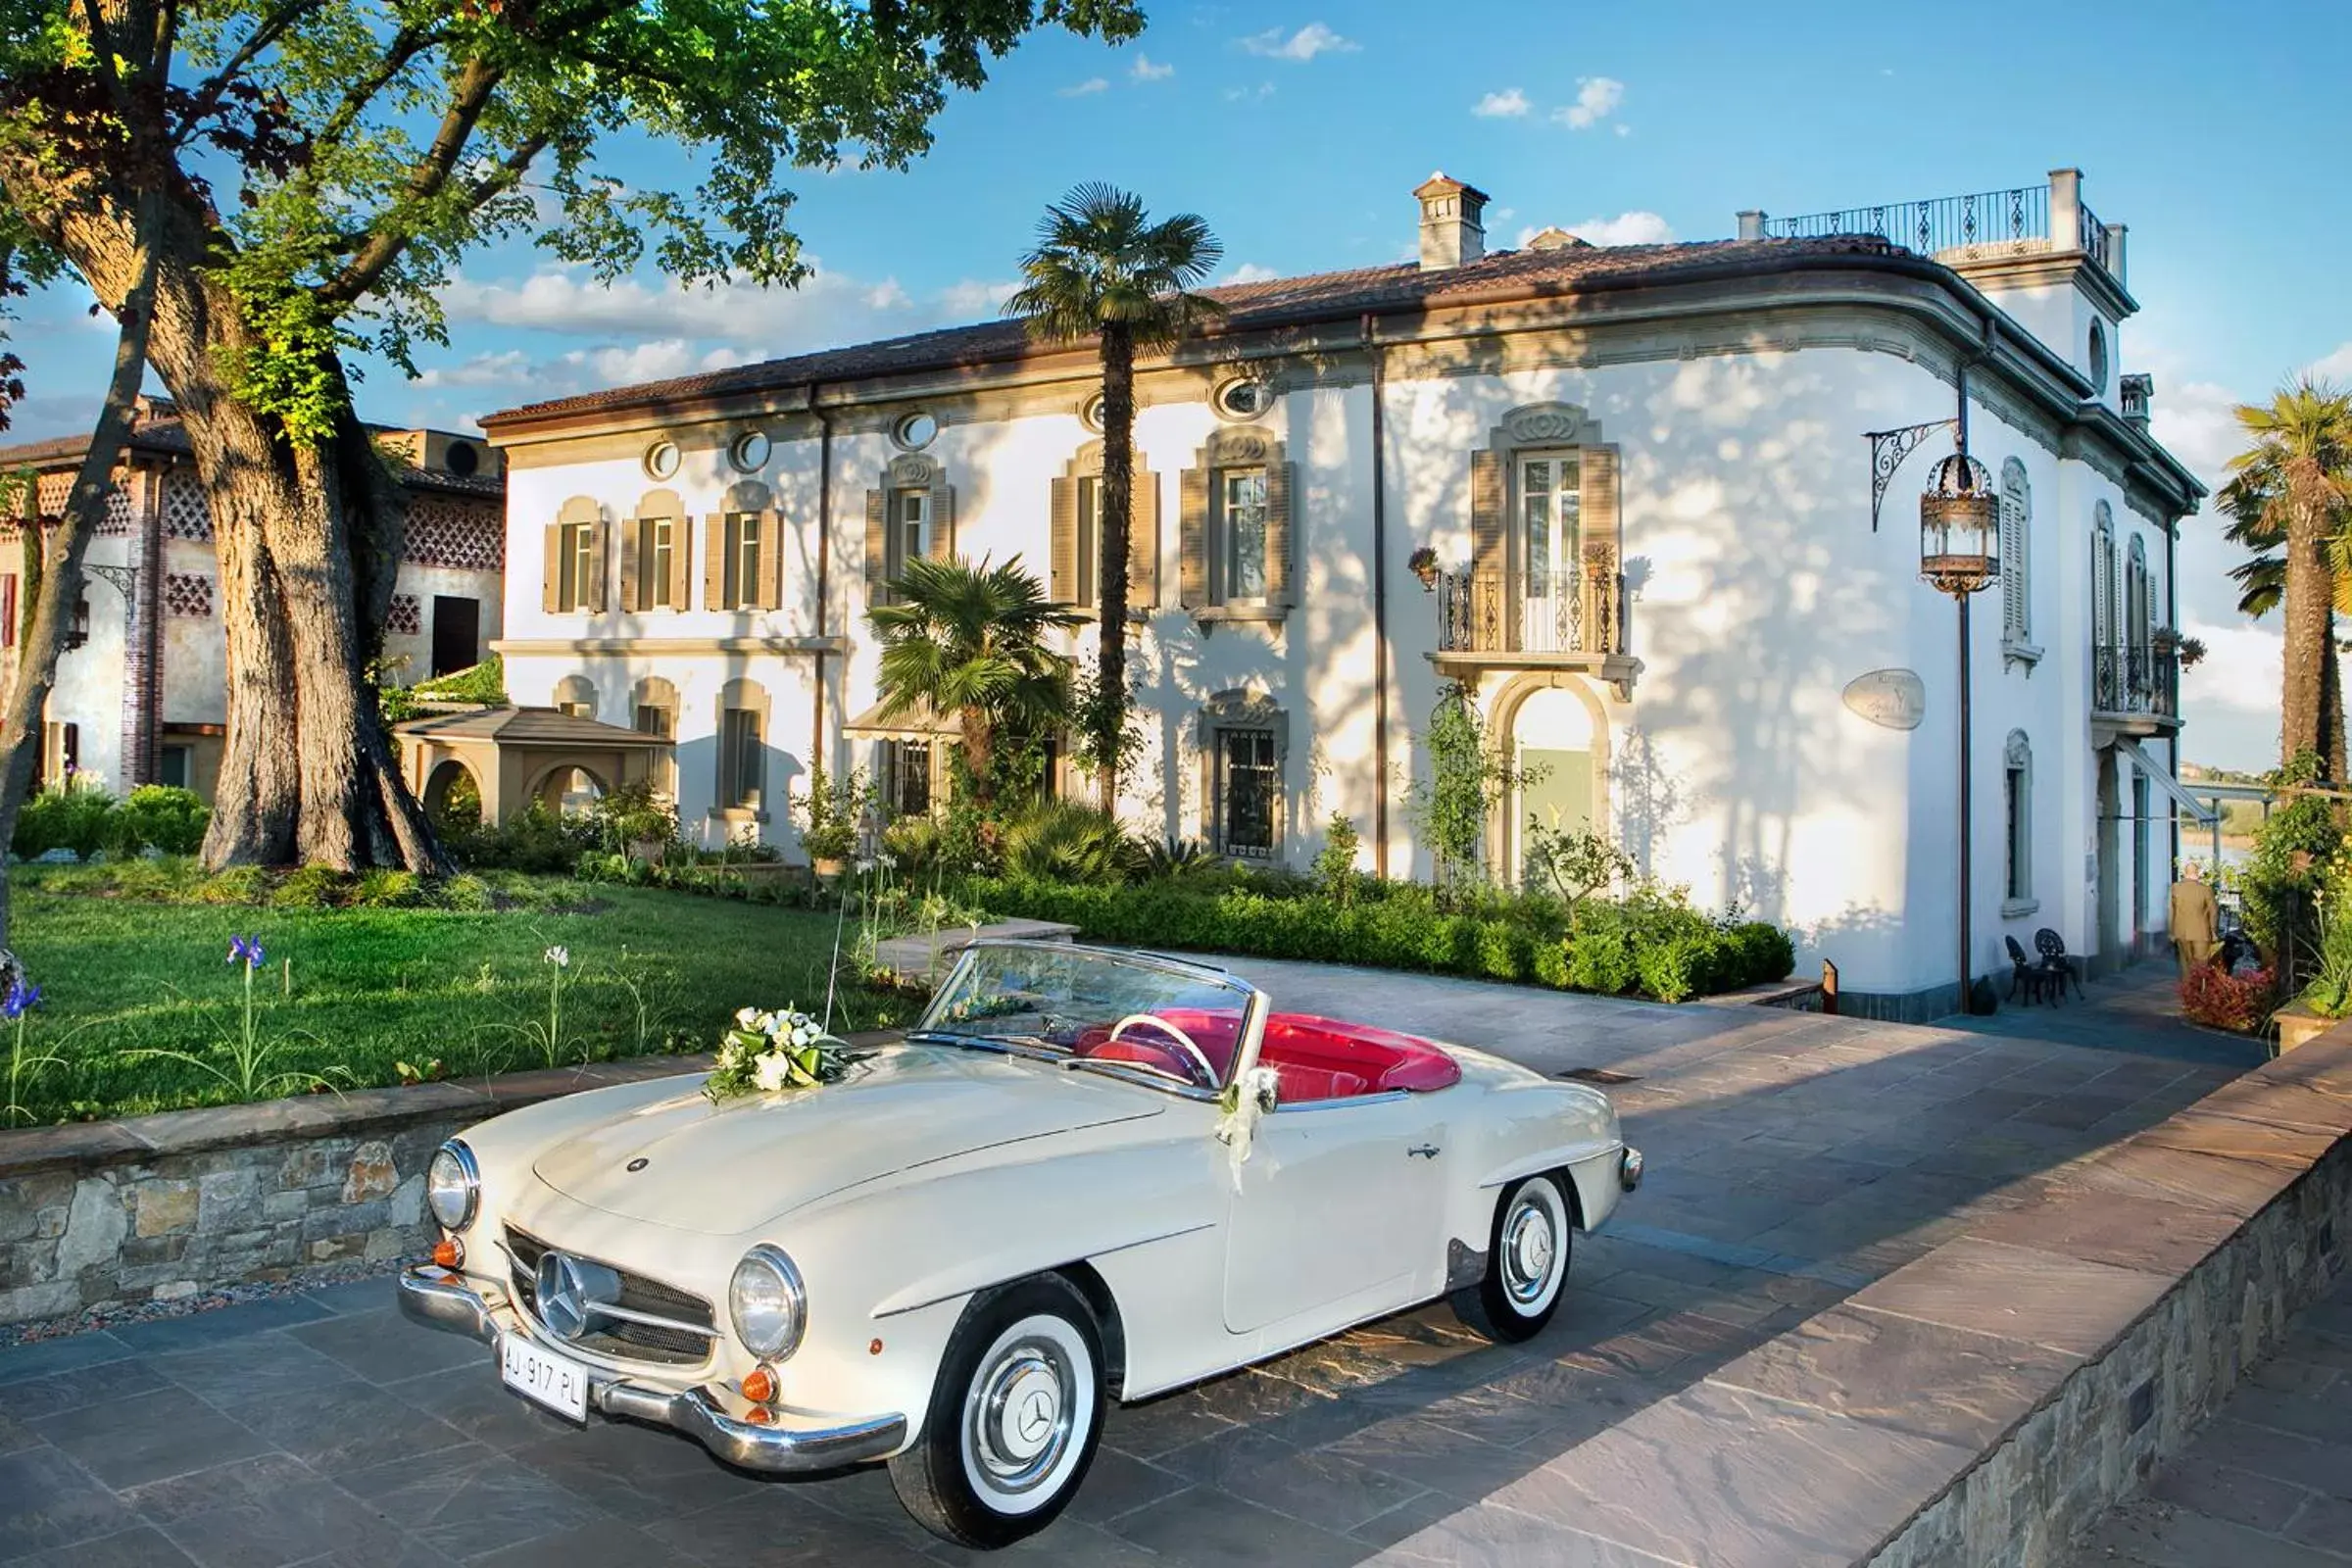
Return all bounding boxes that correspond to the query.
[0,964,2251,1567]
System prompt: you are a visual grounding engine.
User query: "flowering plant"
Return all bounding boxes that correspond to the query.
[705,1005,859,1102]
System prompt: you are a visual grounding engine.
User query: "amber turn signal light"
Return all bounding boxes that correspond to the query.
[740,1366,778,1405]
[432,1237,464,1269]
[744,1405,777,1426]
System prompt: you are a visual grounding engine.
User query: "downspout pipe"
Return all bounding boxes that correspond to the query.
[813,388,832,775]
[1363,313,1391,875]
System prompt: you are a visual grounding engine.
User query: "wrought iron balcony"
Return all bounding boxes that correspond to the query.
[1430,563,1640,696]
[1760,181,2122,280]
[2090,639,2180,730]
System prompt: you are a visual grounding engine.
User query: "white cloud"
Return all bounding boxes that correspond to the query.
[1239,23,1356,61]
[1130,53,1175,81]
[938,278,1020,318]
[413,350,534,388]
[1553,75,1624,130]
[1517,212,1673,248]
[564,339,704,385]
[1058,76,1109,97]
[2311,342,2352,382]
[1224,263,1280,284]
[1473,88,1530,119]
[2179,617,2283,717]
[1222,80,1275,102]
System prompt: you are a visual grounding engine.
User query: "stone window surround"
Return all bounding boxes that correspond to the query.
[1052,439,1159,618]
[2002,727,2037,919]
[547,496,608,614]
[711,675,771,823]
[1481,401,1614,590]
[1196,687,1289,862]
[1999,458,2041,670]
[708,479,780,613]
[1182,426,1292,623]
[626,487,688,613]
[631,675,680,799]
[553,673,599,720]
[866,452,956,605]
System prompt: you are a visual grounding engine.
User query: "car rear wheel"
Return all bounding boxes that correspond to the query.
[889,1274,1106,1548]
[1452,1172,1572,1343]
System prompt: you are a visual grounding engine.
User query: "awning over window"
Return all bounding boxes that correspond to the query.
[2114,737,2220,827]
[843,695,959,740]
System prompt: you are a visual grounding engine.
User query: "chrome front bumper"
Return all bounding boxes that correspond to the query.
[396,1264,907,1473]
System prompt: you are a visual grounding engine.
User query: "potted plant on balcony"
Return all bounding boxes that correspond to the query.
[1407,546,1440,592]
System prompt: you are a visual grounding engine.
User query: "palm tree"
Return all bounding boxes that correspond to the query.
[1005,184,1223,812]
[867,556,1083,808]
[2218,377,2352,780]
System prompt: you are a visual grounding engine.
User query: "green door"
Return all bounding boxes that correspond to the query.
[1519,747,1592,880]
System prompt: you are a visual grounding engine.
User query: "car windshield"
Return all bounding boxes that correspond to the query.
[913,944,1259,1094]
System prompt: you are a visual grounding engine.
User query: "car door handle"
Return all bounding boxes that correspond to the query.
[1406,1145,1441,1159]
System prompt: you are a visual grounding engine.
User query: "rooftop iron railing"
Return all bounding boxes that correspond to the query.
[1761,183,2122,277]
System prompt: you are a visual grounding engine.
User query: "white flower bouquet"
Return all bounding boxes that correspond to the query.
[704,1005,859,1102]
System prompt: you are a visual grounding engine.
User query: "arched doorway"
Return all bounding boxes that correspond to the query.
[423,760,483,829]
[1502,682,1604,885]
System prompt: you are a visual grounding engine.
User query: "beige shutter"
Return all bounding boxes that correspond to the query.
[670,515,694,611]
[759,509,784,610]
[929,484,956,561]
[1470,449,1504,583]
[618,516,641,611]
[864,489,887,602]
[1580,445,1620,554]
[542,522,562,612]
[704,513,726,609]
[586,521,610,612]
[1179,466,1208,610]
[1129,468,1160,608]
[1049,476,1076,603]
[1264,457,1295,607]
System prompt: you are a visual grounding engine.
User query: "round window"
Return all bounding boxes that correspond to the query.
[643,439,682,481]
[1214,378,1270,420]
[1080,394,1106,434]
[2087,320,2109,396]
[443,439,480,477]
[729,430,771,473]
[892,412,939,451]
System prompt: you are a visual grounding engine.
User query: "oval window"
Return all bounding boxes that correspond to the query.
[893,412,939,451]
[729,430,771,473]
[1214,379,1269,419]
[1080,394,1106,434]
[2087,320,2109,396]
[444,439,480,477]
[644,439,682,481]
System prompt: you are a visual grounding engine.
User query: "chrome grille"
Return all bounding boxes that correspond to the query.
[504,1225,715,1367]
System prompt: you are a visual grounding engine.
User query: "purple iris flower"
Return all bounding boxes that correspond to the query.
[2,978,40,1020]
[227,936,265,969]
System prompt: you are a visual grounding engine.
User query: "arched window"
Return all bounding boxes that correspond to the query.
[631,676,679,799]
[717,677,769,812]
[2126,534,2151,663]
[553,674,597,719]
[2003,730,2034,911]
[1998,459,2032,647]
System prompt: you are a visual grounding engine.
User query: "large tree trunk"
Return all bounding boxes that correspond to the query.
[0,203,161,949]
[1093,326,1135,815]
[2281,496,2337,777]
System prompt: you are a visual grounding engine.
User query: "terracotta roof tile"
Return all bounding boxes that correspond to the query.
[481,234,1906,427]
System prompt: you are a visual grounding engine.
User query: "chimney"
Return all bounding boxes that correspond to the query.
[1415,172,1489,270]
[2120,373,2153,428]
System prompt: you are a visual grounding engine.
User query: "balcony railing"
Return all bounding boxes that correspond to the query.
[2091,640,2180,723]
[1761,182,2122,278]
[1435,565,1629,659]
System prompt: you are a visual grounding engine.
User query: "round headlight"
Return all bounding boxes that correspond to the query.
[425,1141,479,1233]
[728,1245,806,1361]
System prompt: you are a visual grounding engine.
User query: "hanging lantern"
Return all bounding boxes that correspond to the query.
[1919,452,1998,596]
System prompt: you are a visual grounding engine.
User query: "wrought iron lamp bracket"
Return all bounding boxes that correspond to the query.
[1863,418,1959,532]
[86,564,138,603]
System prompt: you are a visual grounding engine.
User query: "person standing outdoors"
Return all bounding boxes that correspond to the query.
[2170,860,2221,975]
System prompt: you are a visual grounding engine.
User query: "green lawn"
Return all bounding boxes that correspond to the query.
[1,875,915,1125]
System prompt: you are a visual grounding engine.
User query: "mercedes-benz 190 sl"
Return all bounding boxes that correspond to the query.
[398,941,1642,1548]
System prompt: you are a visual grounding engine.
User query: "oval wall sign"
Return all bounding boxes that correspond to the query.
[1842,668,1927,731]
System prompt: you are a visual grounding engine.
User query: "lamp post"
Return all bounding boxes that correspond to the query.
[1917,387,2000,1014]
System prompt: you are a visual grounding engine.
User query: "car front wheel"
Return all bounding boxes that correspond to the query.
[889,1274,1106,1548]
[1453,1172,1572,1343]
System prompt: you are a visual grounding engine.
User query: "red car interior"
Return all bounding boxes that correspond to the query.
[1072,1009,1460,1102]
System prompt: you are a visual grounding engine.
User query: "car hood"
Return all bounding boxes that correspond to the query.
[529,1043,1166,1236]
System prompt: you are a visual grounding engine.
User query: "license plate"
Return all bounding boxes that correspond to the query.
[501,1334,590,1423]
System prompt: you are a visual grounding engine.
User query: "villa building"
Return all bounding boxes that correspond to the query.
[0,398,506,799]
[474,167,2202,1018]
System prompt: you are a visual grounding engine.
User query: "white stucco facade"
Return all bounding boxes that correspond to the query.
[484,169,2199,1016]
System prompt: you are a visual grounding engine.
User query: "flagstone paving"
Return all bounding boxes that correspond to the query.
[0,963,2267,1566]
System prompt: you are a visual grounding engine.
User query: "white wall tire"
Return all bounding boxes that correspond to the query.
[890,1276,1106,1547]
[1452,1173,1572,1343]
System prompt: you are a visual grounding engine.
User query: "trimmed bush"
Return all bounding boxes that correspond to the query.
[999,801,1126,885]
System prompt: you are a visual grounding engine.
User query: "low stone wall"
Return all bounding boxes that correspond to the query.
[0,1057,710,1325]
[1864,1028,2351,1566]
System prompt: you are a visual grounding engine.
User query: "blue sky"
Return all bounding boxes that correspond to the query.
[7,0,2345,771]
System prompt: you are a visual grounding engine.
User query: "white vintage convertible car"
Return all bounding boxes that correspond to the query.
[399,941,1642,1547]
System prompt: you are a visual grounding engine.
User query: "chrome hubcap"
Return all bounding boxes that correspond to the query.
[1501,1195,1558,1305]
[966,1339,1075,1495]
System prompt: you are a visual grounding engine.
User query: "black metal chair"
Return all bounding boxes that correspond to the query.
[2034,927,2085,1001]
[2004,935,2049,1005]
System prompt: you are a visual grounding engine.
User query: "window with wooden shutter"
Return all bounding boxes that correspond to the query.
[669,516,693,611]
[618,514,641,611]
[1179,466,1208,610]
[541,523,562,612]
[2,572,18,648]
[585,520,610,612]
[928,484,956,561]
[1263,460,1294,606]
[1469,449,1504,585]
[1183,429,1288,614]
[1129,468,1160,607]
[864,490,888,605]
[1049,476,1077,603]
[550,498,602,612]
[758,508,785,610]
[704,512,727,610]
[1998,460,2031,645]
